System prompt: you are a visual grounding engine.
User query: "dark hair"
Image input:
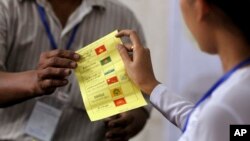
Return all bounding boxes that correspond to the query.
[207,0,250,42]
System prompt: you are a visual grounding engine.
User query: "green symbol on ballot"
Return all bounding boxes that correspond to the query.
[100,56,112,66]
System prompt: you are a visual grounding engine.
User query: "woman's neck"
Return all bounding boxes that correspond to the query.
[216,30,250,73]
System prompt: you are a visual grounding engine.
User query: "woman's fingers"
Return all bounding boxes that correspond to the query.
[116,30,142,48]
[122,43,134,51]
[116,30,159,95]
[117,45,131,66]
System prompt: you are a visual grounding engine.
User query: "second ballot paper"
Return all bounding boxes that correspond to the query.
[74,30,147,121]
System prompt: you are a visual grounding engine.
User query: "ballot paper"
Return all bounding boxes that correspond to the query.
[75,30,147,121]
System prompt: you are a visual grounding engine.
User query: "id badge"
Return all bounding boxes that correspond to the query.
[25,101,62,141]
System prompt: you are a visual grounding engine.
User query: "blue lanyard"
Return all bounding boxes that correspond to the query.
[36,4,79,50]
[182,57,250,132]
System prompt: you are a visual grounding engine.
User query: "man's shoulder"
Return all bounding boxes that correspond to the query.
[0,0,18,7]
[0,0,29,11]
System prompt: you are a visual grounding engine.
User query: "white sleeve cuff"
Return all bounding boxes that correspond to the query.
[150,83,168,104]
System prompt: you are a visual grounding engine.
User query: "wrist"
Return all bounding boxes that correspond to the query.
[28,70,42,97]
[142,80,160,95]
[0,71,41,107]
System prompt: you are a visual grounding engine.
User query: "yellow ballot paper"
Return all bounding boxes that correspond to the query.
[75,30,147,121]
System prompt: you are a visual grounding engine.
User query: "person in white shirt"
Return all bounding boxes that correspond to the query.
[115,0,250,140]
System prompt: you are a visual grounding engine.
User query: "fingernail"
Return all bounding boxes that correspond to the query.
[70,62,77,67]
[74,54,80,59]
[64,69,71,75]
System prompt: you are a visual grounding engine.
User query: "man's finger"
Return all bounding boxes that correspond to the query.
[40,79,68,91]
[38,68,71,79]
[39,57,77,69]
[107,116,131,128]
[104,115,120,122]
[105,128,127,138]
[44,49,80,61]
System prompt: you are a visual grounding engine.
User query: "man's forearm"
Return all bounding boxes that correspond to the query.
[0,71,38,107]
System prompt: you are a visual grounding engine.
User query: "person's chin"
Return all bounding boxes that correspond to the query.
[198,44,218,55]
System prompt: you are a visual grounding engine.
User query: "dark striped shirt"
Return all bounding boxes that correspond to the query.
[0,0,148,140]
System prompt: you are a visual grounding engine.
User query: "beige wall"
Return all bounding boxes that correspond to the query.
[116,0,170,141]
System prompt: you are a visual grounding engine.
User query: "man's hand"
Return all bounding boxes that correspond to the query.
[0,49,80,107]
[104,108,149,141]
[33,49,80,95]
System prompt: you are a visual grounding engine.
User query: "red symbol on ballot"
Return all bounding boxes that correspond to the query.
[107,76,119,85]
[114,98,126,107]
[95,45,107,55]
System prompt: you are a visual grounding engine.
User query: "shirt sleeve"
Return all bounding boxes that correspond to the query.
[0,3,8,71]
[150,84,194,129]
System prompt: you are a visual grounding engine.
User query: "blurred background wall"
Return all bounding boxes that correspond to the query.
[116,0,222,141]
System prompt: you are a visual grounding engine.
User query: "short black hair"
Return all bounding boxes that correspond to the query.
[207,0,250,43]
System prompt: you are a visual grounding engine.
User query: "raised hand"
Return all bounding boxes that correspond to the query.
[116,30,159,95]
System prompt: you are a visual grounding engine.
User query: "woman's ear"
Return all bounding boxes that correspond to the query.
[194,0,210,21]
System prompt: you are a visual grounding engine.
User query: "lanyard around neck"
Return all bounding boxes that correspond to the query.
[36,4,79,50]
[182,57,250,133]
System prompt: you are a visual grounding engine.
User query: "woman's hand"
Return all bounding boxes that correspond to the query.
[116,30,160,95]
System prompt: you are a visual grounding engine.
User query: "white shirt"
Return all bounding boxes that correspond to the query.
[150,66,250,141]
